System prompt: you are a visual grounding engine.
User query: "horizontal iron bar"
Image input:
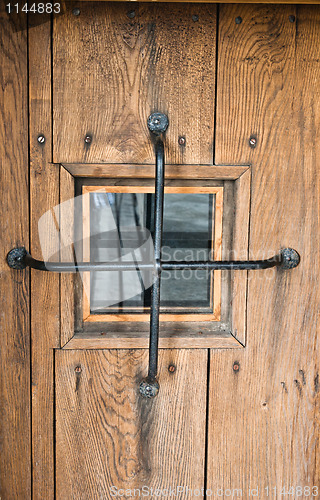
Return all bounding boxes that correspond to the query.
[162,259,280,270]
[7,247,300,272]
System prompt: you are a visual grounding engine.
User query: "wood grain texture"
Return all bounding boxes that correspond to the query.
[230,169,251,345]
[56,349,207,498]
[53,2,216,164]
[63,163,249,179]
[63,328,242,349]
[29,13,60,498]
[79,0,320,4]
[0,7,31,499]
[60,166,75,346]
[208,4,320,492]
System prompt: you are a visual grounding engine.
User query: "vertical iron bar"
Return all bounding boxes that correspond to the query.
[148,139,165,381]
[139,137,165,398]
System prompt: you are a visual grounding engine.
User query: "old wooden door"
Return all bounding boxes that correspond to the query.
[1,2,320,499]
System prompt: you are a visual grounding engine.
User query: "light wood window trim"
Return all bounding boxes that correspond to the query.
[82,185,223,323]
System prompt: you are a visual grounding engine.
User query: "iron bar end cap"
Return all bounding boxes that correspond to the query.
[139,377,160,398]
[147,113,169,135]
[280,248,300,269]
[7,247,27,270]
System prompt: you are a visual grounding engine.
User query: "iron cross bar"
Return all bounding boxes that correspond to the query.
[7,112,300,399]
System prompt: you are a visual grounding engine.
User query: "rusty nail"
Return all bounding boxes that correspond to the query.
[289,15,296,23]
[72,7,80,16]
[192,14,199,22]
[235,16,242,24]
[168,364,176,373]
[178,136,186,146]
[127,10,135,19]
[249,136,257,148]
[233,362,240,372]
[37,135,45,144]
[84,134,92,144]
[75,366,82,373]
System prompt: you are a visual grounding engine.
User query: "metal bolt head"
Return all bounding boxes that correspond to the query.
[7,247,27,270]
[127,10,135,19]
[289,15,296,23]
[72,7,80,16]
[192,14,199,23]
[178,136,186,146]
[75,366,82,373]
[280,248,300,269]
[147,113,169,135]
[235,16,242,24]
[168,364,176,373]
[249,136,257,148]
[84,134,92,144]
[139,378,159,398]
[37,134,45,144]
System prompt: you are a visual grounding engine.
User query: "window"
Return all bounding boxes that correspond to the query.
[82,185,223,323]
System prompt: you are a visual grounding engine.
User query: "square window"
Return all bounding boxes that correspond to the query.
[81,185,223,323]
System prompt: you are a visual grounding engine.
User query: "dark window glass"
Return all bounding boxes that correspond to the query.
[89,192,214,314]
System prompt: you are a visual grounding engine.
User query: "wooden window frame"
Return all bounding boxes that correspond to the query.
[59,163,251,350]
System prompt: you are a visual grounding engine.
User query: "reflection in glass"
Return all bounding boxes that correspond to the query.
[89,192,215,314]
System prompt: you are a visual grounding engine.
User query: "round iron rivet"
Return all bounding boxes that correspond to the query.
[235,16,242,24]
[289,15,296,23]
[192,14,199,23]
[84,134,92,144]
[168,364,176,373]
[249,136,257,148]
[75,366,82,373]
[178,136,186,146]
[139,378,159,398]
[72,7,80,16]
[233,362,240,372]
[280,248,300,269]
[147,113,169,135]
[37,134,45,144]
[127,10,135,19]
[7,247,27,270]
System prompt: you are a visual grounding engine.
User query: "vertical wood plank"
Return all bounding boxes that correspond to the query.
[208,4,320,492]
[0,6,31,499]
[53,3,216,165]
[56,349,207,498]
[29,12,59,499]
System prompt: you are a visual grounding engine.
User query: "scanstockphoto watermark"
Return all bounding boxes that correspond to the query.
[160,246,281,283]
[109,486,244,497]
[110,486,320,498]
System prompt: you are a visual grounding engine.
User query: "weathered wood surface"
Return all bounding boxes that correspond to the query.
[53,3,216,165]
[78,0,320,4]
[56,349,207,498]
[60,166,75,346]
[29,12,60,498]
[230,168,251,346]
[0,7,31,499]
[208,4,320,492]
[63,163,249,179]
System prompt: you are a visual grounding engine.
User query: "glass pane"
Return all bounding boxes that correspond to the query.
[88,191,214,314]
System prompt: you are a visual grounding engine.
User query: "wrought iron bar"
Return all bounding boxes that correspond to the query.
[139,138,165,398]
[7,248,300,273]
[6,112,300,398]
